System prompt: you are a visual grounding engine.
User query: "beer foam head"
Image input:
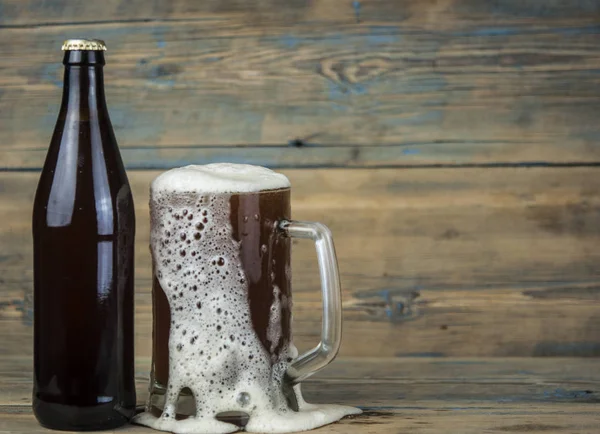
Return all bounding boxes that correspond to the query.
[152,163,291,195]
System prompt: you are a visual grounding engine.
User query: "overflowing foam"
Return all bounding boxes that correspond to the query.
[134,164,360,434]
[151,163,291,195]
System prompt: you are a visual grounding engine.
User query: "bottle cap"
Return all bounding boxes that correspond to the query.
[62,39,107,51]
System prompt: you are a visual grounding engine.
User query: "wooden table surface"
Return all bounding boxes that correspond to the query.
[2,357,598,433]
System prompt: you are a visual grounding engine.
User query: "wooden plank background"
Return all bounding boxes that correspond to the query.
[1,0,600,359]
[2,0,600,168]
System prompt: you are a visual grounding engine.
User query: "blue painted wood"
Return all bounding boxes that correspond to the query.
[4,142,600,171]
[0,1,599,168]
[1,0,600,360]
[1,0,599,26]
[2,166,600,357]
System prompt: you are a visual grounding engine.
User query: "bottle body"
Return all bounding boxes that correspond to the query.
[32,46,136,431]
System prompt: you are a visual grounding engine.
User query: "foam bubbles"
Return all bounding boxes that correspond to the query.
[237,391,251,407]
[266,285,282,355]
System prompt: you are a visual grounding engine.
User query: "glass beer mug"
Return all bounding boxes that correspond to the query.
[144,164,346,428]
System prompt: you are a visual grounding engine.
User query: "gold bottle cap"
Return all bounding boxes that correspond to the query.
[62,39,107,51]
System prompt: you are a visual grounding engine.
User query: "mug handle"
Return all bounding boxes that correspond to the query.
[278,220,342,383]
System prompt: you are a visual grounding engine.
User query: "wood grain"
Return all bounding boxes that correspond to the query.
[2,405,599,434]
[1,1,599,168]
[2,0,599,26]
[1,358,600,433]
[2,167,599,358]
[2,4,600,432]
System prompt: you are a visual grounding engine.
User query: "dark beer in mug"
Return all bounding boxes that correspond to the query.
[149,188,293,415]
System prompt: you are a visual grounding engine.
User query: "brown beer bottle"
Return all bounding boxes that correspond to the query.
[32,39,136,430]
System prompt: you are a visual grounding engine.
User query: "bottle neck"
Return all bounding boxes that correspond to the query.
[60,51,108,121]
